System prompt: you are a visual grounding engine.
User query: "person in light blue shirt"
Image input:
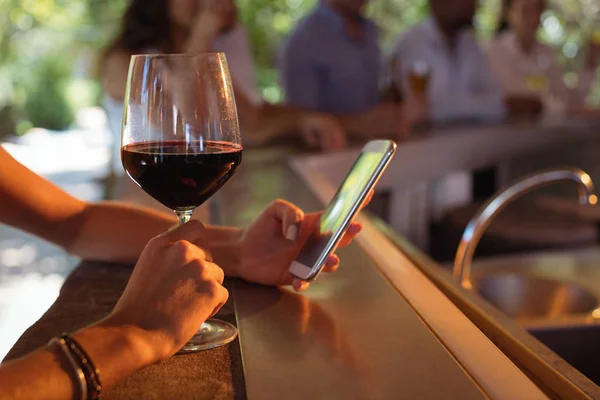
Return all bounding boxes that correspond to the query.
[280,0,405,138]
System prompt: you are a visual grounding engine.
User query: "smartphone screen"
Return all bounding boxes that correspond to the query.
[290,140,396,281]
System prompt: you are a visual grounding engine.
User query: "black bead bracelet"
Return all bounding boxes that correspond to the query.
[60,333,102,399]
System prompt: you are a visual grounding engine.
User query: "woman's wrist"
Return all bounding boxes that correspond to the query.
[210,239,243,278]
[72,319,158,390]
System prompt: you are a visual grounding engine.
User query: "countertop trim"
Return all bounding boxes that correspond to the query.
[374,219,599,400]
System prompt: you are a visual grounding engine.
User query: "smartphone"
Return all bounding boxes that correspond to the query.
[289,140,397,281]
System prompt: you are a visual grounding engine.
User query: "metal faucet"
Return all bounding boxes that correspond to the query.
[453,168,597,289]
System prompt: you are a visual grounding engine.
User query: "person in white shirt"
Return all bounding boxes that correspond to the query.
[103,0,346,176]
[487,0,600,116]
[391,0,507,125]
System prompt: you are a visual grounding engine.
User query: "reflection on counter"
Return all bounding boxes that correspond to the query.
[234,282,386,398]
[237,284,359,368]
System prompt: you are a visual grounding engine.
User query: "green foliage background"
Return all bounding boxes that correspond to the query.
[0,0,596,134]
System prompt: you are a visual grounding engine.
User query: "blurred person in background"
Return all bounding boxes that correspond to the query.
[279,0,407,140]
[208,0,262,106]
[392,0,507,200]
[487,0,600,117]
[102,0,347,177]
[391,0,507,125]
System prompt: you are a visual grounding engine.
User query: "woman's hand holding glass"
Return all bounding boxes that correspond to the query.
[105,221,228,364]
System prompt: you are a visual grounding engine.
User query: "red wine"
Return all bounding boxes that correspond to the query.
[122,140,242,211]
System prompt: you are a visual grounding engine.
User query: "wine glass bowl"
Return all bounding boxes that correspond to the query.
[121,140,242,212]
[121,53,241,352]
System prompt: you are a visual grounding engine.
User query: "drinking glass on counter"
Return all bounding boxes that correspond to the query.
[526,52,566,116]
[592,28,600,45]
[121,53,241,353]
[405,60,431,132]
[526,53,550,93]
[381,57,403,103]
[525,74,549,93]
[408,60,431,96]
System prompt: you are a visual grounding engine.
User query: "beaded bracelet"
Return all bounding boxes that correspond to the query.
[49,337,88,400]
[60,334,103,400]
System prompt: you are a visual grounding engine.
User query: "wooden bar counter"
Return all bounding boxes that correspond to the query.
[5,141,588,399]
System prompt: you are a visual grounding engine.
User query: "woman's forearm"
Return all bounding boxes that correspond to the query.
[0,320,153,400]
[1,142,243,267]
[67,202,176,264]
[0,346,76,400]
[0,347,78,400]
[69,201,242,265]
[0,147,89,251]
[68,200,242,272]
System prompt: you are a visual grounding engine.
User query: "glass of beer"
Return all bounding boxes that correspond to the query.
[526,53,551,94]
[526,75,549,93]
[408,60,430,96]
[592,28,600,45]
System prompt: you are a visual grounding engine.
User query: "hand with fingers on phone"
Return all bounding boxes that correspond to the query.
[229,192,372,292]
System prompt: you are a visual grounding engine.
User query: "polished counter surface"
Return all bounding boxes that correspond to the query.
[218,148,489,399]
[5,146,549,399]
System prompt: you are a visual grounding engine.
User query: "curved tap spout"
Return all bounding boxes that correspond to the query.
[453,168,596,289]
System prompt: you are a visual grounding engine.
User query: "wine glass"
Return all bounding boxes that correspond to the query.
[121,53,241,353]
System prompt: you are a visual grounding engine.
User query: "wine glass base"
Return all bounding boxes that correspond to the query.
[177,319,238,354]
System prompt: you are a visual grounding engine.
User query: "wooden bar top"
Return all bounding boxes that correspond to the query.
[4,144,549,399]
[216,147,490,399]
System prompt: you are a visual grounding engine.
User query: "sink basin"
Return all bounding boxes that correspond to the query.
[531,325,600,386]
[472,273,599,320]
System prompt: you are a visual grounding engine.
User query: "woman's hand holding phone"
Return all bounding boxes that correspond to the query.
[289,140,396,283]
[227,196,370,292]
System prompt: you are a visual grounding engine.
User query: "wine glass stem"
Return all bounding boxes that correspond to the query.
[175,210,194,226]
